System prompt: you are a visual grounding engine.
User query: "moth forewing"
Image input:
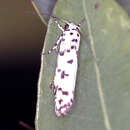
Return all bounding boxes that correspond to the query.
[43,16,84,116]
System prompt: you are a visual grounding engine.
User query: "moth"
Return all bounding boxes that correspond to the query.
[43,15,85,116]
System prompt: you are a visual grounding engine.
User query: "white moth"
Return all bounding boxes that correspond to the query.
[43,16,84,116]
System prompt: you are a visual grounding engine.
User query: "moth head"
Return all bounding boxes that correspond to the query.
[64,23,80,33]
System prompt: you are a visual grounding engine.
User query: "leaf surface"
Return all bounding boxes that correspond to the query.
[35,0,130,130]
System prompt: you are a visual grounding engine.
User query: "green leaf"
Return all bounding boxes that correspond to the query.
[35,0,130,130]
[116,0,130,15]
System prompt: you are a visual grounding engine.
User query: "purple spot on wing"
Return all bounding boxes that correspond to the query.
[67,49,70,52]
[71,46,75,49]
[64,104,67,107]
[58,105,65,112]
[71,46,76,50]
[61,71,69,79]
[55,100,73,116]
[77,33,79,37]
[65,74,69,76]
[57,69,61,72]
[70,32,73,35]
[71,99,73,103]
[72,39,77,42]
[67,59,73,64]
[62,91,68,95]
[61,71,65,79]
[59,51,64,56]
[59,99,63,104]
[61,38,65,41]
[58,87,62,91]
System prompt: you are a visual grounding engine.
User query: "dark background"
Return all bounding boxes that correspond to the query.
[0,0,129,130]
[0,0,46,129]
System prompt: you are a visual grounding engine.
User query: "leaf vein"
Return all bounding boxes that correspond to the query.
[82,1,112,130]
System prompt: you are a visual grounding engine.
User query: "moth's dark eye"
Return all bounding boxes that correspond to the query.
[76,27,80,33]
[64,24,69,30]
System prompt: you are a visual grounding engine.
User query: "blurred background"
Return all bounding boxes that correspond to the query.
[0,0,46,129]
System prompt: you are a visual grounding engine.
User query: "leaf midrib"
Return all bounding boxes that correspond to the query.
[82,0,112,130]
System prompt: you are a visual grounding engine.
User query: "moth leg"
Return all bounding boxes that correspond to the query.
[51,17,64,31]
[49,81,55,89]
[55,20,64,31]
[49,81,58,96]
[42,36,61,55]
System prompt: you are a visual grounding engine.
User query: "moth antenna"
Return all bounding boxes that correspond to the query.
[78,17,85,26]
[51,15,69,24]
[41,13,69,24]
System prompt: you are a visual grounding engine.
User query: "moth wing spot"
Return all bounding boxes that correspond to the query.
[59,99,63,104]
[57,69,61,72]
[61,71,69,79]
[72,39,78,42]
[67,49,70,52]
[67,59,73,64]
[62,91,69,95]
[61,38,65,41]
[71,46,75,49]
[58,87,62,91]
[70,32,73,35]
[59,51,64,56]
